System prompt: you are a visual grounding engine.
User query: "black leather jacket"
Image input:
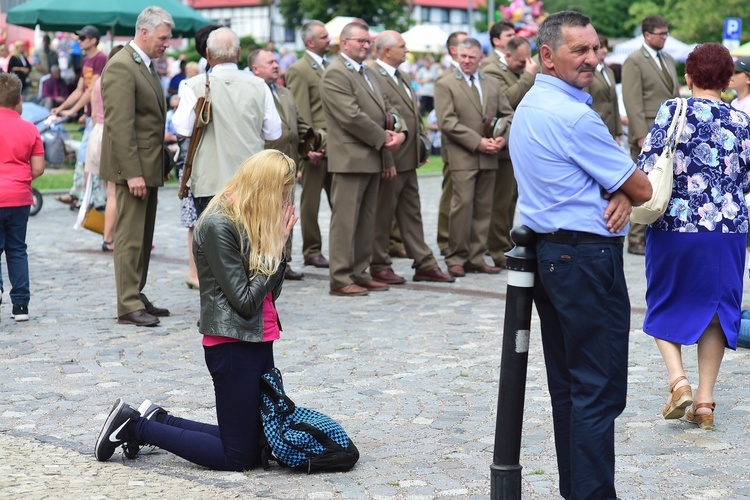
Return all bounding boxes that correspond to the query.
[194,212,285,342]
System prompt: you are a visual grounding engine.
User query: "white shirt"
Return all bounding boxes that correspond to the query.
[305,50,326,67]
[341,53,373,91]
[459,69,483,105]
[375,59,412,98]
[172,62,281,140]
[643,43,666,71]
[129,41,152,71]
[596,63,612,87]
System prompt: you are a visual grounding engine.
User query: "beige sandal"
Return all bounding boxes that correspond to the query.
[662,375,693,419]
[686,402,716,429]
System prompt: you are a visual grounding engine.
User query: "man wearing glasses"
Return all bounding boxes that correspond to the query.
[622,15,679,255]
[320,22,406,296]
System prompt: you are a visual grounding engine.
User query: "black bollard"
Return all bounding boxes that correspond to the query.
[490,225,537,500]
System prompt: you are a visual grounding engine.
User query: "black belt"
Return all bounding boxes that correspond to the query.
[538,230,624,246]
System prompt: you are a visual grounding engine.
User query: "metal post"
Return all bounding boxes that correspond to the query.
[490,226,537,500]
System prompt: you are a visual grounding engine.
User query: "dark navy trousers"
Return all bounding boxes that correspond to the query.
[533,238,629,500]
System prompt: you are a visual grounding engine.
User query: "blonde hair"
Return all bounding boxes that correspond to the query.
[200,150,296,277]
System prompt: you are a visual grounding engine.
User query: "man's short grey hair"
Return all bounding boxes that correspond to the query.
[340,22,370,41]
[136,6,175,34]
[536,11,591,51]
[375,31,399,55]
[506,37,530,54]
[207,27,240,63]
[457,38,482,53]
[301,20,324,44]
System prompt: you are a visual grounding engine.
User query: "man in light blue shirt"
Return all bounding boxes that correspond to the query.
[509,11,651,500]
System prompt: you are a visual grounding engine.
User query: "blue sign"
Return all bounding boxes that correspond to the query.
[724,18,742,41]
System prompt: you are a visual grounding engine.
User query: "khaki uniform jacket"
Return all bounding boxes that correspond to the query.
[434,70,514,171]
[320,57,403,174]
[285,52,327,131]
[479,52,535,109]
[586,65,622,139]
[100,44,166,187]
[371,62,427,173]
[265,85,310,167]
[622,46,679,146]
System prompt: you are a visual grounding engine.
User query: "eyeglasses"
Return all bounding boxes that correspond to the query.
[345,38,372,46]
[648,30,669,37]
[79,36,89,40]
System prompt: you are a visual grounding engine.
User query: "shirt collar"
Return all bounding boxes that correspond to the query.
[340,53,363,72]
[494,49,507,64]
[306,50,325,66]
[642,43,660,61]
[536,73,593,106]
[376,59,398,77]
[596,63,605,72]
[129,40,151,69]
[459,68,478,84]
[211,62,239,72]
[450,59,460,70]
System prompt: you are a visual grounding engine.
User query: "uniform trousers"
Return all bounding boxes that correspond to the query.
[533,236,628,500]
[445,169,495,268]
[371,170,437,273]
[487,158,518,264]
[299,157,332,261]
[436,152,451,251]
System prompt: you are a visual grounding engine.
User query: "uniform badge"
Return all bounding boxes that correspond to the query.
[310,61,319,70]
[132,52,142,64]
[377,67,387,76]
[344,61,354,71]
[455,72,463,80]
[500,63,508,71]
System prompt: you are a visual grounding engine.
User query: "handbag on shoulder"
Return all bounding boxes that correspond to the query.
[631,97,688,225]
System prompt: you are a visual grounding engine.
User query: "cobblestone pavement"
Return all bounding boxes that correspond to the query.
[2,175,750,499]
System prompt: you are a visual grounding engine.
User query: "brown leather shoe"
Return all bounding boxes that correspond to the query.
[465,264,501,274]
[304,255,330,268]
[118,309,160,326]
[285,266,304,280]
[371,268,406,284]
[448,265,465,277]
[494,260,508,270]
[144,300,170,317]
[330,284,369,296]
[389,248,408,258]
[413,267,455,283]
[627,242,646,255]
[359,280,389,291]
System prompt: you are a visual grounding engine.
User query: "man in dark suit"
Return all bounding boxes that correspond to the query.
[369,31,454,285]
[250,48,311,281]
[622,15,679,255]
[481,36,537,269]
[320,22,406,296]
[587,34,622,141]
[285,20,331,270]
[435,37,514,277]
[100,7,174,326]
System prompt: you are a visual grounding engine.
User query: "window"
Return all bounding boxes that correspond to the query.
[440,8,449,23]
[421,7,431,23]
[457,9,468,24]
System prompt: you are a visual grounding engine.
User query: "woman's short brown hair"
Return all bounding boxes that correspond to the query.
[685,43,734,91]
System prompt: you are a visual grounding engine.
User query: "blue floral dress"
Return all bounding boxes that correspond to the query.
[637,98,750,347]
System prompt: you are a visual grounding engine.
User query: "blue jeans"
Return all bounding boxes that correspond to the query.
[0,206,31,307]
[135,341,274,471]
[533,238,629,500]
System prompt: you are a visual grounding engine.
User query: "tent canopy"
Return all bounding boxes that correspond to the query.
[607,35,697,65]
[731,41,750,57]
[324,16,379,45]
[7,0,212,37]
[401,25,448,53]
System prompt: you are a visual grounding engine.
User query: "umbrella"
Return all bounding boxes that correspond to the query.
[731,41,750,57]
[6,0,212,37]
[402,25,448,53]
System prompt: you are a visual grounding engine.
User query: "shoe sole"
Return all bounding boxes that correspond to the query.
[413,276,455,283]
[11,315,29,321]
[663,394,693,419]
[118,317,160,326]
[95,398,125,461]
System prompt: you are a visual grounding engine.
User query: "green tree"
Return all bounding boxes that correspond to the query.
[543,0,636,38]
[277,0,413,31]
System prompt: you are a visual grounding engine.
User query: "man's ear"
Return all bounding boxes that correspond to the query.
[15,96,23,115]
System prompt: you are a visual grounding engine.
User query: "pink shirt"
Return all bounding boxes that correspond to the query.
[0,108,44,208]
[91,78,104,124]
[202,292,281,346]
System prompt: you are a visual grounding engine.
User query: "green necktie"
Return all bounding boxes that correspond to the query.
[469,75,481,108]
[657,52,674,94]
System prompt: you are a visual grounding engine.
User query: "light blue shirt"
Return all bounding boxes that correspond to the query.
[509,74,636,236]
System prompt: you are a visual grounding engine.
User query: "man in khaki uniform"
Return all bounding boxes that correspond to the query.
[320,22,406,296]
[622,15,679,255]
[285,20,331,269]
[369,31,455,285]
[481,36,537,268]
[250,48,312,281]
[587,34,622,141]
[435,38,514,277]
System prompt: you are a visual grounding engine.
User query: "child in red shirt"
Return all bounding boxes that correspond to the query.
[0,73,45,321]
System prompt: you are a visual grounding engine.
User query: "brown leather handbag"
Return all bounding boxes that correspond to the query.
[178,72,212,200]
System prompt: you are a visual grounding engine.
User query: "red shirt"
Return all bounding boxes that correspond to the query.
[0,108,44,208]
[202,292,281,346]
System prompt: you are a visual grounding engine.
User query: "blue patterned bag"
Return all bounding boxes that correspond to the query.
[259,367,359,473]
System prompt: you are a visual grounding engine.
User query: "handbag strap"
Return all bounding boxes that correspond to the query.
[665,98,687,154]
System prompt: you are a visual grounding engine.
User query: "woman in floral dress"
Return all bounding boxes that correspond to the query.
[638,43,750,430]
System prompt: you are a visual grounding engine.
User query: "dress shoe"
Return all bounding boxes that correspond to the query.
[118,310,160,326]
[304,255,329,268]
[371,268,406,284]
[284,267,304,280]
[439,247,449,256]
[330,284,369,296]
[465,264,502,274]
[493,260,508,270]
[389,248,408,259]
[144,300,170,317]
[413,267,455,283]
[627,242,646,255]
[448,265,465,277]
[359,280,389,291]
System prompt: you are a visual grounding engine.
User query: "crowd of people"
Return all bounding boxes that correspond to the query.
[2,6,750,498]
